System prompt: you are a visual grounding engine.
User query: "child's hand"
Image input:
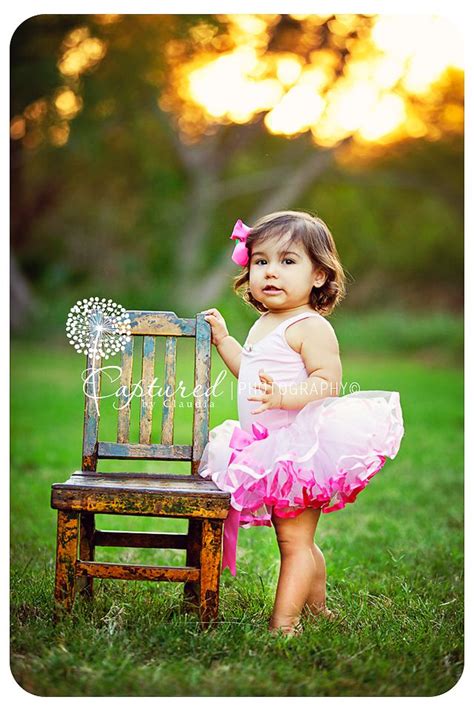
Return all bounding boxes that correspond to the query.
[247,370,284,414]
[200,308,229,346]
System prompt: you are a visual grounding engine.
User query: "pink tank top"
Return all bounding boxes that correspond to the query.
[238,310,323,433]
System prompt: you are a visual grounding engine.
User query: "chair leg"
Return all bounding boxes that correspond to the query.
[54,510,79,613]
[199,519,223,629]
[77,512,95,599]
[184,519,202,613]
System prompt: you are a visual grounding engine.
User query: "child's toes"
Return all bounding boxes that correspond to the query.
[302,605,338,621]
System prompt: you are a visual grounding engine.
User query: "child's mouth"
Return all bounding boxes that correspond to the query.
[263,286,282,294]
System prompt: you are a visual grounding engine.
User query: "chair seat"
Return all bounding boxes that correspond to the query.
[51,471,231,518]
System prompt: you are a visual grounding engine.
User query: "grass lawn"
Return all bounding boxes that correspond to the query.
[10,334,463,697]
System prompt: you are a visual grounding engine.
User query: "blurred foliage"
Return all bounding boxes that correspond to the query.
[10,14,463,336]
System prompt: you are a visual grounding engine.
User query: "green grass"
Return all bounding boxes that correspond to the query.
[10,333,463,697]
[332,308,463,366]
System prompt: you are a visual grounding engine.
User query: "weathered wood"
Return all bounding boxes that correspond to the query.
[97,441,192,461]
[139,336,156,444]
[94,530,188,549]
[127,311,195,337]
[77,512,95,598]
[161,336,177,445]
[76,560,200,583]
[192,313,211,475]
[184,519,203,613]
[199,519,223,628]
[117,337,134,443]
[54,511,79,611]
[52,309,230,625]
[69,470,212,483]
[82,352,102,471]
[52,484,230,519]
[53,472,230,494]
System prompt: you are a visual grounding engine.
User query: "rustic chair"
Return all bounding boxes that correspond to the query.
[51,310,230,628]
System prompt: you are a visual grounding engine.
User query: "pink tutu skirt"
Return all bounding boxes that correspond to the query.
[198,390,404,575]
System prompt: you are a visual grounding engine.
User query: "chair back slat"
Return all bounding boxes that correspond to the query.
[139,336,156,445]
[117,338,134,444]
[82,353,102,471]
[98,442,192,460]
[128,311,195,337]
[191,314,211,474]
[161,336,177,445]
[81,310,211,475]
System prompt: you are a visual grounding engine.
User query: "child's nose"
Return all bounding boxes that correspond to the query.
[265,262,279,277]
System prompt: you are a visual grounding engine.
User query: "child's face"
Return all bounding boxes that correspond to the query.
[248,235,326,311]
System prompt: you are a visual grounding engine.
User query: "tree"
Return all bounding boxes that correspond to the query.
[10,14,463,323]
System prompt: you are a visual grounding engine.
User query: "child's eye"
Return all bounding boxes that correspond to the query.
[254,258,295,265]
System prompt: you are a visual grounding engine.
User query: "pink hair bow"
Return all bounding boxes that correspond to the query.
[229,219,251,266]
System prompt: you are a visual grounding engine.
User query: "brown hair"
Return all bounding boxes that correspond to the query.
[233,210,347,315]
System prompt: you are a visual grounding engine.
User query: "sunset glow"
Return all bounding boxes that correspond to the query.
[372,16,463,95]
[168,14,463,146]
[187,48,283,122]
[13,14,463,151]
[58,27,107,78]
[54,88,83,120]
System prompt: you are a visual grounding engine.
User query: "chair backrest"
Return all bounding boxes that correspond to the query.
[81,310,211,476]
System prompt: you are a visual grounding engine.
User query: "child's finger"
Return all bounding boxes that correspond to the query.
[259,370,273,382]
[252,382,272,393]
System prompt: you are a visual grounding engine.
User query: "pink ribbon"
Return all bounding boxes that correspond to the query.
[222,422,269,575]
[229,219,251,266]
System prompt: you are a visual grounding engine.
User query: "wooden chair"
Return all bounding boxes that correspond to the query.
[51,310,230,628]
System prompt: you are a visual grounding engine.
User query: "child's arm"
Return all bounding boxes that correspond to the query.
[284,317,342,408]
[201,308,242,378]
[248,317,342,414]
[216,336,242,379]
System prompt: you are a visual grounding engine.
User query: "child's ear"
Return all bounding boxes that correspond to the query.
[314,268,327,288]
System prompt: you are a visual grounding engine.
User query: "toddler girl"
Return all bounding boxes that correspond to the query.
[199,210,404,637]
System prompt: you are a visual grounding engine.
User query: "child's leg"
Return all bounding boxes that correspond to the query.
[302,542,331,616]
[269,507,322,631]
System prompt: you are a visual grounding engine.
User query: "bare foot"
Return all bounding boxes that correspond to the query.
[320,608,337,621]
[268,621,304,638]
[302,605,337,621]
